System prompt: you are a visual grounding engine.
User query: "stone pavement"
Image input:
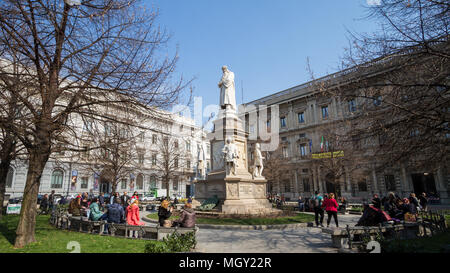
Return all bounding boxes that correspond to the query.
[140,211,360,253]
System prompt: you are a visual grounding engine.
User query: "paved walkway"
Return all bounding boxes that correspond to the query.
[140,211,360,253]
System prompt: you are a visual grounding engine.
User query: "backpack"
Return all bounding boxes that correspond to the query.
[312,196,320,208]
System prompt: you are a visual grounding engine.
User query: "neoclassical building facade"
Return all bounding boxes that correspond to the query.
[5,110,210,199]
[243,65,449,204]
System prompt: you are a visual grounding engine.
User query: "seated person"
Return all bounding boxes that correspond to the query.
[173,203,196,228]
[68,197,82,216]
[89,197,106,221]
[158,200,173,227]
[105,202,124,223]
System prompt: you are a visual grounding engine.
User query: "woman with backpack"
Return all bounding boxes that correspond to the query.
[322,193,339,227]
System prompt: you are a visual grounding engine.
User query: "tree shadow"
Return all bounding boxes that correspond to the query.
[0,216,17,245]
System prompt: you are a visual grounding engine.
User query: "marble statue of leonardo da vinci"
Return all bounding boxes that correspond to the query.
[218,66,237,111]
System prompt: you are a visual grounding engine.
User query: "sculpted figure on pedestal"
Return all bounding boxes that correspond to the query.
[253,143,265,178]
[218,66,236,111]
[222,137,239,176]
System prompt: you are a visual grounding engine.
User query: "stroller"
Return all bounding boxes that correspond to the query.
[356,205,392,226]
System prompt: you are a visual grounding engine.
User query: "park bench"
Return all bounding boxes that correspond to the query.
[322,223,420,249]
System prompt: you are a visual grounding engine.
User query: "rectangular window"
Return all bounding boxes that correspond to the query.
[280,117,286,128]
[174,158,178,168]
[321,106,329,119]
[282,146,288,158]
[299,144,307,156]
[83,120,93,133]
[186,141,191,152]
[385,175,396,191]
[80,177,88,189]
[152,154,157,166]
[138,154,144,164]
[187,160,191,169]
[299,133,306,138]
[207,161,210,172]
[303,178,310,192]
[348,100,356,112]
[298,112,305,123]
[121,179,127,190]
[152,134,157,144]
[173,178,178,191]
[139,132,145,142]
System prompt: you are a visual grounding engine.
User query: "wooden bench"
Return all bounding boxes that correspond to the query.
[322,223,420,249]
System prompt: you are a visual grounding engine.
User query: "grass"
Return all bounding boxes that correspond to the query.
[0,215,164,253]
[381,230,450,253]
[146,212,315,225]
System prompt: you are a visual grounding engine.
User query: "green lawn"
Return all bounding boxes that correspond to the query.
[0,215,164,253]
[381,230,450,253]
[146,212,315,225]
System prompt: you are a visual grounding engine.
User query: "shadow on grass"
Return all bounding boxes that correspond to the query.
[0,215,18,245]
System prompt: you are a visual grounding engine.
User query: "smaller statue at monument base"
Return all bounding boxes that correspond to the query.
[222,137,239,176]
[252,143,265,178]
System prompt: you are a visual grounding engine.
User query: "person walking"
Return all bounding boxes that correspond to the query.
[312,191,324,227]
[322,193,339,227]
[158,199,173,227]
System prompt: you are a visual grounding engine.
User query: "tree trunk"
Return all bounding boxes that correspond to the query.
[14,150,50,248]
[0,134,15,219]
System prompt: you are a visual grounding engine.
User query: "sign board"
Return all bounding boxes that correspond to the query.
[6,204,22,214]
[312,151,344,159]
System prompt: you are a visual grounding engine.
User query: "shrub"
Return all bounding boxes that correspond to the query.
[144,231,196,253]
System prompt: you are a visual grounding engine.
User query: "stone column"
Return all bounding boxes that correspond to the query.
[312,166,318,192]
[317,166,323,193]
[401,166,409,194]
[293,169,299,195]
[345,166,352,193]
[372,168,378,194]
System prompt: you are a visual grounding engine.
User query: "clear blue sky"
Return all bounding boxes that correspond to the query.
[150,0,379,117]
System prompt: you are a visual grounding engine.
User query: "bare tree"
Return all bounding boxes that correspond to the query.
[315,0,449,173]
[262,146,290,194]
[154,134,191,199]
[0,0,187,247]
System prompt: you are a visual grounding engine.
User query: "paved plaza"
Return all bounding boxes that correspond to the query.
[140,211,360,253]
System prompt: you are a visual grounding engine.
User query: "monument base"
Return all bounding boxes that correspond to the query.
[194,175,276,215]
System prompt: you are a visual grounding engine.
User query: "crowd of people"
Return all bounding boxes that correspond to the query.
[65,191,144,234]
[58,191,196,233]
[268,190,430,227]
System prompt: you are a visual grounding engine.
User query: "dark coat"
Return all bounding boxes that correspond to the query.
[107,203,125,223]
[372,197,382,209]
[158,206,172,227]
[178,208,196,228]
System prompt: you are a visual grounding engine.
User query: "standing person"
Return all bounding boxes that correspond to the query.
[418,192,428,212]
[298,196,305,212]
[371,194,382,209]
[409,193,420,211]
[40,194,49,214]
[49,190,56,212]
[322,193,339,227]
[121,192,130,208]
[158,200,173,227]
[126,199,144,226]
[131,191,139,200]
[98,192,105,211]
[312,191,324,227]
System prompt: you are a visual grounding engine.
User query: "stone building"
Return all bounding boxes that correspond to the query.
[4,108,210,199]
[243,60,449,204]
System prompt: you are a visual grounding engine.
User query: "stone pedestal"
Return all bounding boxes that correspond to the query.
[195,108,274,215]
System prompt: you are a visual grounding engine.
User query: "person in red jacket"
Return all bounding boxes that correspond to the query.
[126,199,145,226]
[322,193,339,227]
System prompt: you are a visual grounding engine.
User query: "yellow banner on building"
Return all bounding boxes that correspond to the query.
[312,151,344,159]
